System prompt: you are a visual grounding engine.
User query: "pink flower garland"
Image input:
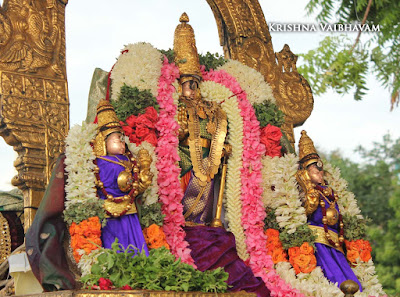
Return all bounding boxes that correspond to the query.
[155,58,196,267]
[202,68,304,297]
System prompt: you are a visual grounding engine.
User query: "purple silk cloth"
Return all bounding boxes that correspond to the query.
[184,226,270,297]
[97,155,149,256]
[309,190,362,291]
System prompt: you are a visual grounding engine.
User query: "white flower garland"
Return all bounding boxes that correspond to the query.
[110,42,163,101]
[126,139,159,205]
[218,59,276,105]
[262,154,307,233]
[64,122,98,210]
[324,163,363,218]
[262,155,385,296]
[200,80,248,260]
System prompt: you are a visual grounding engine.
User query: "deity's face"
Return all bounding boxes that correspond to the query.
[181,80,199,100]
[106,132,125,156]
[307,163,324,185]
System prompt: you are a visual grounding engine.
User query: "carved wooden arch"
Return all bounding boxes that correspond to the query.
[206,0,314,146]
[0,0,69,231]
[0,0,312,230]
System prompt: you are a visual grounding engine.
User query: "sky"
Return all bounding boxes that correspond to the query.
[1,0,399,190]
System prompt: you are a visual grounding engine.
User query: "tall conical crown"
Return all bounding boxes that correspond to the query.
[173,13,202,83]
[93,100,123,156]
[298,130,320,168]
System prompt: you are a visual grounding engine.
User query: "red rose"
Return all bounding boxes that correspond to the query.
[144,106,158,123]
[262,124,282,142]
[98,277,113,290]
[122,125,133,136]
[129,133,140,145]
[126,115,137,128]
[120,285,132,290]
[266,144,282,158]
[137,114,155,129]
[144,132,158,147]
[135,124,150,138]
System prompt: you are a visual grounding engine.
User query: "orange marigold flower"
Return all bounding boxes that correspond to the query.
[69,216,102,263]
[143,224,169,250]
[289,243,316,274]
[299,242,314,255]
[271,247,288,264]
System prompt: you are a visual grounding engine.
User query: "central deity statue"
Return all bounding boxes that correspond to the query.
[173,13,270,297]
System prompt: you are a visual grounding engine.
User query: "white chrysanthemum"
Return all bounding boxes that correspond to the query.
[324,163,362,217]
[218,59,276,104]
[110,42,163,100]
[262,153,307,233]
[126,139,159,205]
[78,248,106,277]
[64,123,98,207]
[276,262,344,297]
[201,81,248,261]
[353,259,386,297]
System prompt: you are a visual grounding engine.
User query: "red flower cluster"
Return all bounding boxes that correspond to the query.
[98,277,113,290]
[288,242,317,274]
[121,106,158,147]
[260,124,282,157]
[264,229,288,264]
[345,239,372,265]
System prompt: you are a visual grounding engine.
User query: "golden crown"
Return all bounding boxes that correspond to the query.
[298,130,320,168]
[173,13,202,83]
[93,100,123,156]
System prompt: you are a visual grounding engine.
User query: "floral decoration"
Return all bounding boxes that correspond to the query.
[121,106,158,147]
[110,43,163,100]
[345,239,372,265]
[154,57,195,267]
[218,60,276,105]
[288,242,317,274]
[143,223,170,250]
[260,124,282,157]
[69,216,102,263]
[265,228,288,264]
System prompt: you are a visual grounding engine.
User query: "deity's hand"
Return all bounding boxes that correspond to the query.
[137,148,154,193]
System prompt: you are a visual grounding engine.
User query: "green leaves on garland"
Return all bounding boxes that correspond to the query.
[111,84,159,122]
[139,202,165,229]
[342,214,369,241]
[63,199,106,226]
[81,240,229,292]
[159,49,227,71]
[253,101,285,128]
[279,225,317,250]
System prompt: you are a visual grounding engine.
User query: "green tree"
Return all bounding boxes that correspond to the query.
[300,0,400,109]
[327,134,400,295]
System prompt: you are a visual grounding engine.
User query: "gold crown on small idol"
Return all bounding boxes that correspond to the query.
[93,100,123,156]
[298,130,321,168]
[173,12,202,83]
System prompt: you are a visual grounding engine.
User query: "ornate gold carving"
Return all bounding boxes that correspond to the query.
[0,0,67,78]
[0,0,69,231]
[0,213,12,263]
[206,0,314,147]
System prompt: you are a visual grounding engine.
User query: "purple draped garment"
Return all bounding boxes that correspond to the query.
[309,188,362,290]
[182,170,270,297]
[97,155,148,255]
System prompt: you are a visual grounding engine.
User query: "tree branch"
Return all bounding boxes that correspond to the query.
[349,0,373,53]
